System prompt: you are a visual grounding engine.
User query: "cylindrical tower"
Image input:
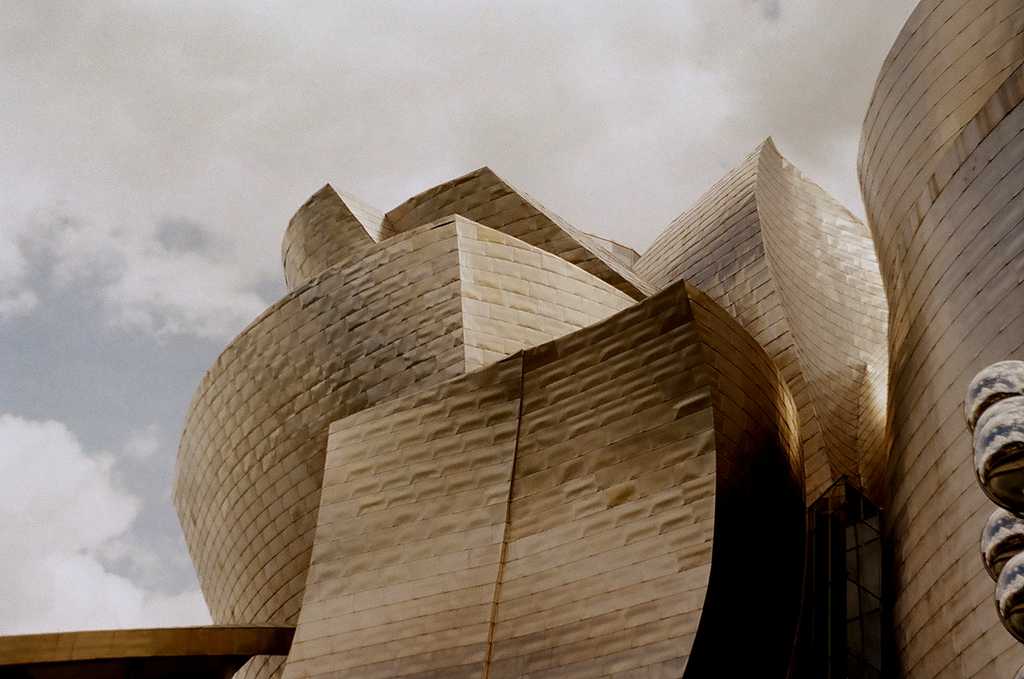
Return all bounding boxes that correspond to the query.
[858,2,1024,676]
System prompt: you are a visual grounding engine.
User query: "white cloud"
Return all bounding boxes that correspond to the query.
[123,424,161,461]
[100,245,268,339]
[0,414,210,633]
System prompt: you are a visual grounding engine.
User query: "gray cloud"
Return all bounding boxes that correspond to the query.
[1,2,917,269]
[14,211,271,338]
[759,0,783,21]
[156,219,214,254]
[0,0,918,632]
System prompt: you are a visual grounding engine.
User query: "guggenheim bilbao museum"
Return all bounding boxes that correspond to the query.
[5,1,1024,678]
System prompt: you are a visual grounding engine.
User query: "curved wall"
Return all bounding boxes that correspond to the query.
[492,283,720,678]
[683,283,805,677]
[755,141,889,501]
[280,281,804,679]
[283,356,523,679]
[281,184,383,290]
[859,2,1024,675]
[633,140,887,504]
[176,217,635,678]
[860,0,1024,265]
[176,223,469,629]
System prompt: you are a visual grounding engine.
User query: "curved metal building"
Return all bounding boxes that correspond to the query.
[6,1,1024,677]
[634,139,888,504]
[172,126,890,676]
[175,162,823,678]
[167,7,1024,674]
[174,213,636,678]
[282,280,804,679]
[859,1,1024,676]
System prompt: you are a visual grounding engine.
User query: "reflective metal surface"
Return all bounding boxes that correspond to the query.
[174,217,634,679]
[281,282,805,679]
[981,507,1024,581]
[998,550,1024,643]
[385,166,649,299]
[632,140,887,504]
[858,0,1024,672]
[974,396,1024,512]
[966,360,1024,431]
[281,184,383,289]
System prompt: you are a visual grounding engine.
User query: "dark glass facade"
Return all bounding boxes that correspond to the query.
[797,479,886,678]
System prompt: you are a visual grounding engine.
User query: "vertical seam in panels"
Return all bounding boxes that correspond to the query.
[482,353,526,679]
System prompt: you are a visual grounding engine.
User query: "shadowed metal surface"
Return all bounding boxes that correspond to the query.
[0,626,293,679]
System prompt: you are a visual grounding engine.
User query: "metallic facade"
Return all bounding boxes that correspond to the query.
[174,136,872,677]
[4,1,1024,677]
[174,216,634,678]
[164,2,1024,676]
[859,1,1024,676]
[0,625,294,678]
[282,281,804,679]
[633,139,888,504]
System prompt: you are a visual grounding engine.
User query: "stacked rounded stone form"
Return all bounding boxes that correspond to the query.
[968,362,1024,666]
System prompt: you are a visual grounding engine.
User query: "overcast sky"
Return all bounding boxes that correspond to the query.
[0,0,916,633]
